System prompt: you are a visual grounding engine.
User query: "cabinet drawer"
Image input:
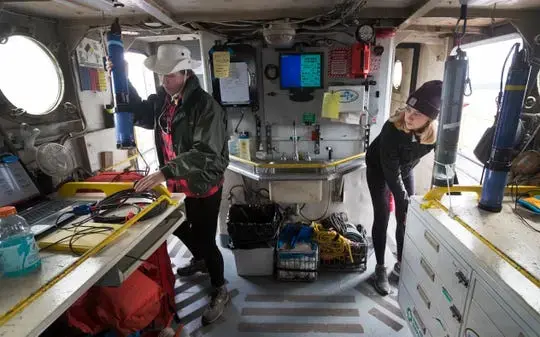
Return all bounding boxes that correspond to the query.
[463,299,505,337]
[436,244,471,315]
[398,277,433,337]
[403,235,438,296]
[401,260,451,337]
[407,212,441,269]
[471,277,535,337]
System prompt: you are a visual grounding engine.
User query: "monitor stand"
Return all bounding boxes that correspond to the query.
[289,88,315,102]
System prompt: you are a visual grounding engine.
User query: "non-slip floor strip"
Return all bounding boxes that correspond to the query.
[245,294,356,303]
[355,284,404,319]
[368,307,404,332]
[241,307,360,317]
[237,322,364,333]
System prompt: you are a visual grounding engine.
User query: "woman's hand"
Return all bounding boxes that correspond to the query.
[134,171,166,192]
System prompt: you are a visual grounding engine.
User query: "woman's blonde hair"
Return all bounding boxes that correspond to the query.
[389,106,437,145]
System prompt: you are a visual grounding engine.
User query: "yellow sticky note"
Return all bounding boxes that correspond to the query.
[322,92,341,119]
[213,51,230,78]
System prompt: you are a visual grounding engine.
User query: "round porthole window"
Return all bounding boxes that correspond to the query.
[0,35,64,116]
[392,59,403,90]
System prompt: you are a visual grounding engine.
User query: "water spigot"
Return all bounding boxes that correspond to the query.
[326,146,333,161]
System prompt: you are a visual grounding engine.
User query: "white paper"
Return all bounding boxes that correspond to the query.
[76,37,105,69]
[219,62,250,104]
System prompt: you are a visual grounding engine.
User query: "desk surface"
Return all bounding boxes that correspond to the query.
[413,194,540,316]
[0,194,185,337]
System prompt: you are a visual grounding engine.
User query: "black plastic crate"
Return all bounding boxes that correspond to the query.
[227,203,280,247]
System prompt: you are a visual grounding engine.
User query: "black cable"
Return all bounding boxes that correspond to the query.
[136,146,151,176]
[41,189,169,254]
[509,182,540,233]
[299,195,331,223]
[234,111,245,134]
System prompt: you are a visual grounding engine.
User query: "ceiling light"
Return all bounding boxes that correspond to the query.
[143,21,164,28]
[263,21,296,48]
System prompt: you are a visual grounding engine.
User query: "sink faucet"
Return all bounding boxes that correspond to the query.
[292,121,299,161]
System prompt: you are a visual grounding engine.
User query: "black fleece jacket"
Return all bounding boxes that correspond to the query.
[366,121,435,211]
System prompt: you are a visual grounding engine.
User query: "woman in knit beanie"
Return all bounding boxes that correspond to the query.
[365,80,442,295]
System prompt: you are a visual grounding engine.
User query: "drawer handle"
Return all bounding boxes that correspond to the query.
[450,305,462,323]
[455,270,470,288]
[424,230,440,252]
[416,284,431,309]
[412,307,427,335]
[420,257,435,282]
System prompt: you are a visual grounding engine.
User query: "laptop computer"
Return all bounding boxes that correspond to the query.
[0,153,86,236]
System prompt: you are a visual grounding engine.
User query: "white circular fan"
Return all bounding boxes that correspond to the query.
[36,142,76,178]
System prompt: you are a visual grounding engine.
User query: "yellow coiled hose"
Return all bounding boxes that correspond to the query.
[312,223,354,262]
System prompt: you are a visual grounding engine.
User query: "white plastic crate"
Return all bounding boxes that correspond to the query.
[233,247,274,276]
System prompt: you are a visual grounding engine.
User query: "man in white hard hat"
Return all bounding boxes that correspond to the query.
[117,44,230,325]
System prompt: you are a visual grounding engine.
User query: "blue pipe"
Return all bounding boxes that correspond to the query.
[478,46,530,212]
[107,18,136,149]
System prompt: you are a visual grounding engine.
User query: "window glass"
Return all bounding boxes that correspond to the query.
[456,34,523,161]
[0,35,64,115]
[125,52,159,172]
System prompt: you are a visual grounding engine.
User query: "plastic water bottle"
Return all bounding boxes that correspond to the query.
[0,206,41,277]
[228,133,239,156]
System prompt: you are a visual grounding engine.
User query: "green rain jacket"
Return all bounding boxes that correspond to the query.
[128,76,229,196]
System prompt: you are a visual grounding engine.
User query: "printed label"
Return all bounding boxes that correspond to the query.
[406,307,424,337]
[0,235,41,276]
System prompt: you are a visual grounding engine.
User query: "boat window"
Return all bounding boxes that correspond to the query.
[125,51,159,173]
[452,33,523,183]
[392,60,403,90]
[0,35,64,116]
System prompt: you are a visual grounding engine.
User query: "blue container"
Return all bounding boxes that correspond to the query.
[479,47,530,212]
[107,21,136,149]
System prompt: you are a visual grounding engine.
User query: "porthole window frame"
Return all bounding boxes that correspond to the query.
[0,34,65,117]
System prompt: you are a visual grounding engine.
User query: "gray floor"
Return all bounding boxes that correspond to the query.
[167,236,412,337]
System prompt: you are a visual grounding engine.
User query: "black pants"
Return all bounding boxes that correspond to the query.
[367,165,414,266]
[174,188,225,288]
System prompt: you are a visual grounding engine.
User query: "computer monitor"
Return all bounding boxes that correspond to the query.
[279,53,324,90]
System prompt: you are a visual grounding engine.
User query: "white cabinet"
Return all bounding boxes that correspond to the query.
[399,196,540,337]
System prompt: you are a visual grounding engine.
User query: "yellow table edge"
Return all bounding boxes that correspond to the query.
[422,185,540,288]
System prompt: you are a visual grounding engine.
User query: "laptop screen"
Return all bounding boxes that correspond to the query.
[0,156,41,208]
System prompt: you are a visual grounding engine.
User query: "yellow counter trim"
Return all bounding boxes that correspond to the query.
[504,85,526,91]
[229,153,366,169]
[0,183,178,326]
[422,185,540,288]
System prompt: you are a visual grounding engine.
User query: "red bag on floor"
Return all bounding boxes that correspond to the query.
[67,268,162,336]
[144,243,177,327]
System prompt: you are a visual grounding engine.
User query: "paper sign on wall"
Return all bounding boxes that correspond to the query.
[219,62,250,104]
[322,92,341,119]
[213,51,231,78]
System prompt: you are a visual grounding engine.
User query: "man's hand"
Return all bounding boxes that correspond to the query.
[105,57,113,76]
[134,171,166,192]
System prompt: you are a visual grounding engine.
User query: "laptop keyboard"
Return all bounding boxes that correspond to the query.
[21,199,77,225]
